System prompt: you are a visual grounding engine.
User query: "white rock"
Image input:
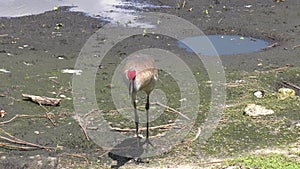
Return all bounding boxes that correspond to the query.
[254,90,264,98]
[244,104,275,116]
[0,68,10,73]
[61,69,82,75]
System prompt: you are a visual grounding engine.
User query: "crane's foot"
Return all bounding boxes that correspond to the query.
[145,138,154,147]
[135,157,149,164]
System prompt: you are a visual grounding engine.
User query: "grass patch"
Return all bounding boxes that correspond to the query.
[199,66,300,156]
[224,154,300,169]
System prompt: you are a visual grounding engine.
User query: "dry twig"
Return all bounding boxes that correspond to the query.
[49,79,60,85]
[39,105,56,126]
[282,80,300,90]
[72,114,90,141]
[0,114,46,125]
[151,102,190,120]
[55,86,71,98]
[262,42,279,50]
[190,127,202,142]
[0,128,54,150]
[0,142,35,150]
[62,153,89,162]
[110,123,176,132]
[292,45,300,50]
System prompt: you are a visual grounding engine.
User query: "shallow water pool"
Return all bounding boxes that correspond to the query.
[178,35,270,56]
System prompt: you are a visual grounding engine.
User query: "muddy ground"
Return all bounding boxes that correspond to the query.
[0,0,300,168]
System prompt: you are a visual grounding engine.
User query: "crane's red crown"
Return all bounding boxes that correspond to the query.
[127,69,136,80]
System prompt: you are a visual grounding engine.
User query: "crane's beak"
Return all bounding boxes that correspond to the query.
[129,79,134,101]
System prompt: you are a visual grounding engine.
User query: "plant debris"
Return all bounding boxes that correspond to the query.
[22,93,61,106]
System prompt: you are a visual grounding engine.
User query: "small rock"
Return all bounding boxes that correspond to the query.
[253,90,265,98]
[244,104,275,116]
[278,88,296,100]
[23,61,33,66]
[61,69,82,75]
[0,109,7,118]
[59,94,66,98]
[179,98,187,102]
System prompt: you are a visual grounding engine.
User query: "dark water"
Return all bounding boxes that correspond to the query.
[178,35,270,56]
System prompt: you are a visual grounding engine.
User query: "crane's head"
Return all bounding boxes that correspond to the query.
[127,69,136,81]
[127,69,136,100]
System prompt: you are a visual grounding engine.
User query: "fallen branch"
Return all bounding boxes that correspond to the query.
[49,79,60,85]
[151,102,190,120]
[22,93,61,106]
[0,142,35,150]
[111,123,176,132]
[0,114,46,125]
[72,114,90,141]
[282,80,300,90]
[262,42,279,50]
[0,128,54,150]
[109,103,190,121]
[292,45,300,50]
[55,86,71,98]
[259,64,293,74]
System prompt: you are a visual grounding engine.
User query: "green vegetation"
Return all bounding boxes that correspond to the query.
[224,154,300,169]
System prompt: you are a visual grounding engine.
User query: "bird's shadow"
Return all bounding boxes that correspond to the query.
[108,137,148,168]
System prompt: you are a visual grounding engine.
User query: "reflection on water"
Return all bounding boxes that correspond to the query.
[0,0,171,27]
[178,35,270,56]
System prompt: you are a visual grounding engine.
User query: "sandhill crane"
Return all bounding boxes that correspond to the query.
[124,53,158,143]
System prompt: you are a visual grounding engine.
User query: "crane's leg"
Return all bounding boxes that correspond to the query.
[145,95,150,139]
[133,100,139,138]
[145,94,153,147]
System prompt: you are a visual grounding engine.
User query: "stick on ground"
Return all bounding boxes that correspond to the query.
[0,128,54,150]
[0,114,46,125]
[110,123,176,132]
[22,93,61,106]
[151,102,191,120]
[282,80,300,90]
